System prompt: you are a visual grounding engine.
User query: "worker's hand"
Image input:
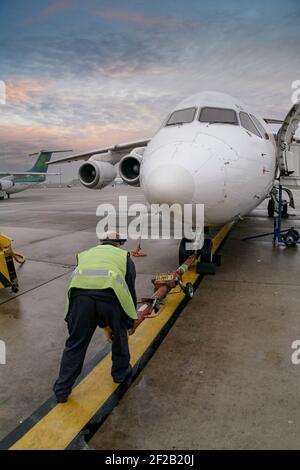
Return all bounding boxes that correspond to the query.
[103,326,114,343]
[128,320,139,336]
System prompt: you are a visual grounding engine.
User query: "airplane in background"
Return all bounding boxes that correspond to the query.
[48,91,300,262]
[0,150,71,199]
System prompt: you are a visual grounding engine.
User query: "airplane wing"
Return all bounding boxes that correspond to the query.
[0,172,60,177]
[47,138,151,165]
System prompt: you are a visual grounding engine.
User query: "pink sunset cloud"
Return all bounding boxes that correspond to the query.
[6,80,51,104]
[96,62,174,78]
[95,8,193,29]
[0,122,151,159]
[20,0,73,27]
[95,9,166,28]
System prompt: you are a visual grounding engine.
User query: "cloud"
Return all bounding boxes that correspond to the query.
[96,62,175,79]
[0,121,151,171]
[6,80,51,104]
[95,9,164,27]
[1,0,299,169]
[94,8,197,30]
[20,0,74,27]
[0,123,69,169]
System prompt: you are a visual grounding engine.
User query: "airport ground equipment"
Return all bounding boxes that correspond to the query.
[0,234,25,292]
[129,224,231,334]
[243,184,300,247]
[261,100,300,242]
[102,240,215,338]
[267,184,294,218]
[129,255,196,334]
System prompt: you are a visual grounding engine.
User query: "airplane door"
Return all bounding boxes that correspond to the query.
[276,102,300,176]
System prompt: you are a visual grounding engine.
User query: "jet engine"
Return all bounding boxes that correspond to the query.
[78,161,117,190]
[119,153,142,186]
[0,180,14,191]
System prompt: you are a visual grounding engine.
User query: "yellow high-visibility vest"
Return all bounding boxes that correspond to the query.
[66,245,137,319]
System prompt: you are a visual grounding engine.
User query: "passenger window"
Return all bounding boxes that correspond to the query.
[250,114,270,140]
[166,107,196,126]
[199,107,238,125]
[239,112,262,138]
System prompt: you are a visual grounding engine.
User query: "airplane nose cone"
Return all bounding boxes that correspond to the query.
[143,164,195,205]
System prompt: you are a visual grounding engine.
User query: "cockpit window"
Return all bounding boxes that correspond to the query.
[240,112,262,138]
[166,107,196,126]
[199,107,238,125]
[250,114,270,140]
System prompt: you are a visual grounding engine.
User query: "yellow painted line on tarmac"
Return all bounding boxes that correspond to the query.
[212,222,234,254]
[10,223,234,450]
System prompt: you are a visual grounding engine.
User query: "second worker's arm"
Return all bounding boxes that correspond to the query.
[125,254,137,308]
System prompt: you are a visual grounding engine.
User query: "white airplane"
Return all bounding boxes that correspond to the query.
[0,150,70,199]
[49,91,300,262]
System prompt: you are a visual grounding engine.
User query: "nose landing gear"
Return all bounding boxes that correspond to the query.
[178,235,222,275]
[179,238,199,265]
[196,238,222,274]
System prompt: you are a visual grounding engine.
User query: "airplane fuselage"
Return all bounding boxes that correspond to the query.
[0,180,34,198]
[0,150,61,199]
[140,92,277,226]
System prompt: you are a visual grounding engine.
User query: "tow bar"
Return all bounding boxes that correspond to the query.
[128,222,234,335]
[129,254,197,335]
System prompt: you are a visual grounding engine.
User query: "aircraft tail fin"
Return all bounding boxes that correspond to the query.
[27,150,72,177]
[27,151,53,173]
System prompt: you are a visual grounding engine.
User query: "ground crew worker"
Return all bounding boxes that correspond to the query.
[53,231,137,403]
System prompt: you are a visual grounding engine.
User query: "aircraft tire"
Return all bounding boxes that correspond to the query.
[201,238,213,263]
[267,199,275,217]
[179,238,193,265]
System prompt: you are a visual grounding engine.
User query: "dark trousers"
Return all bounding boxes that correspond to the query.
[53,293,132,398]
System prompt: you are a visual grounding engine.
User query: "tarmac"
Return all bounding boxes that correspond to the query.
[1,185,300,449]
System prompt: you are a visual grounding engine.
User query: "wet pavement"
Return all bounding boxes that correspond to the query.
[1,186,300,449]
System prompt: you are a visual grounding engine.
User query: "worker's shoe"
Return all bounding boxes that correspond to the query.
[55,394,69,403]
[112,365,132,383]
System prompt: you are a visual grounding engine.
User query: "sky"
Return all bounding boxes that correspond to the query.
[0,0,299,179]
